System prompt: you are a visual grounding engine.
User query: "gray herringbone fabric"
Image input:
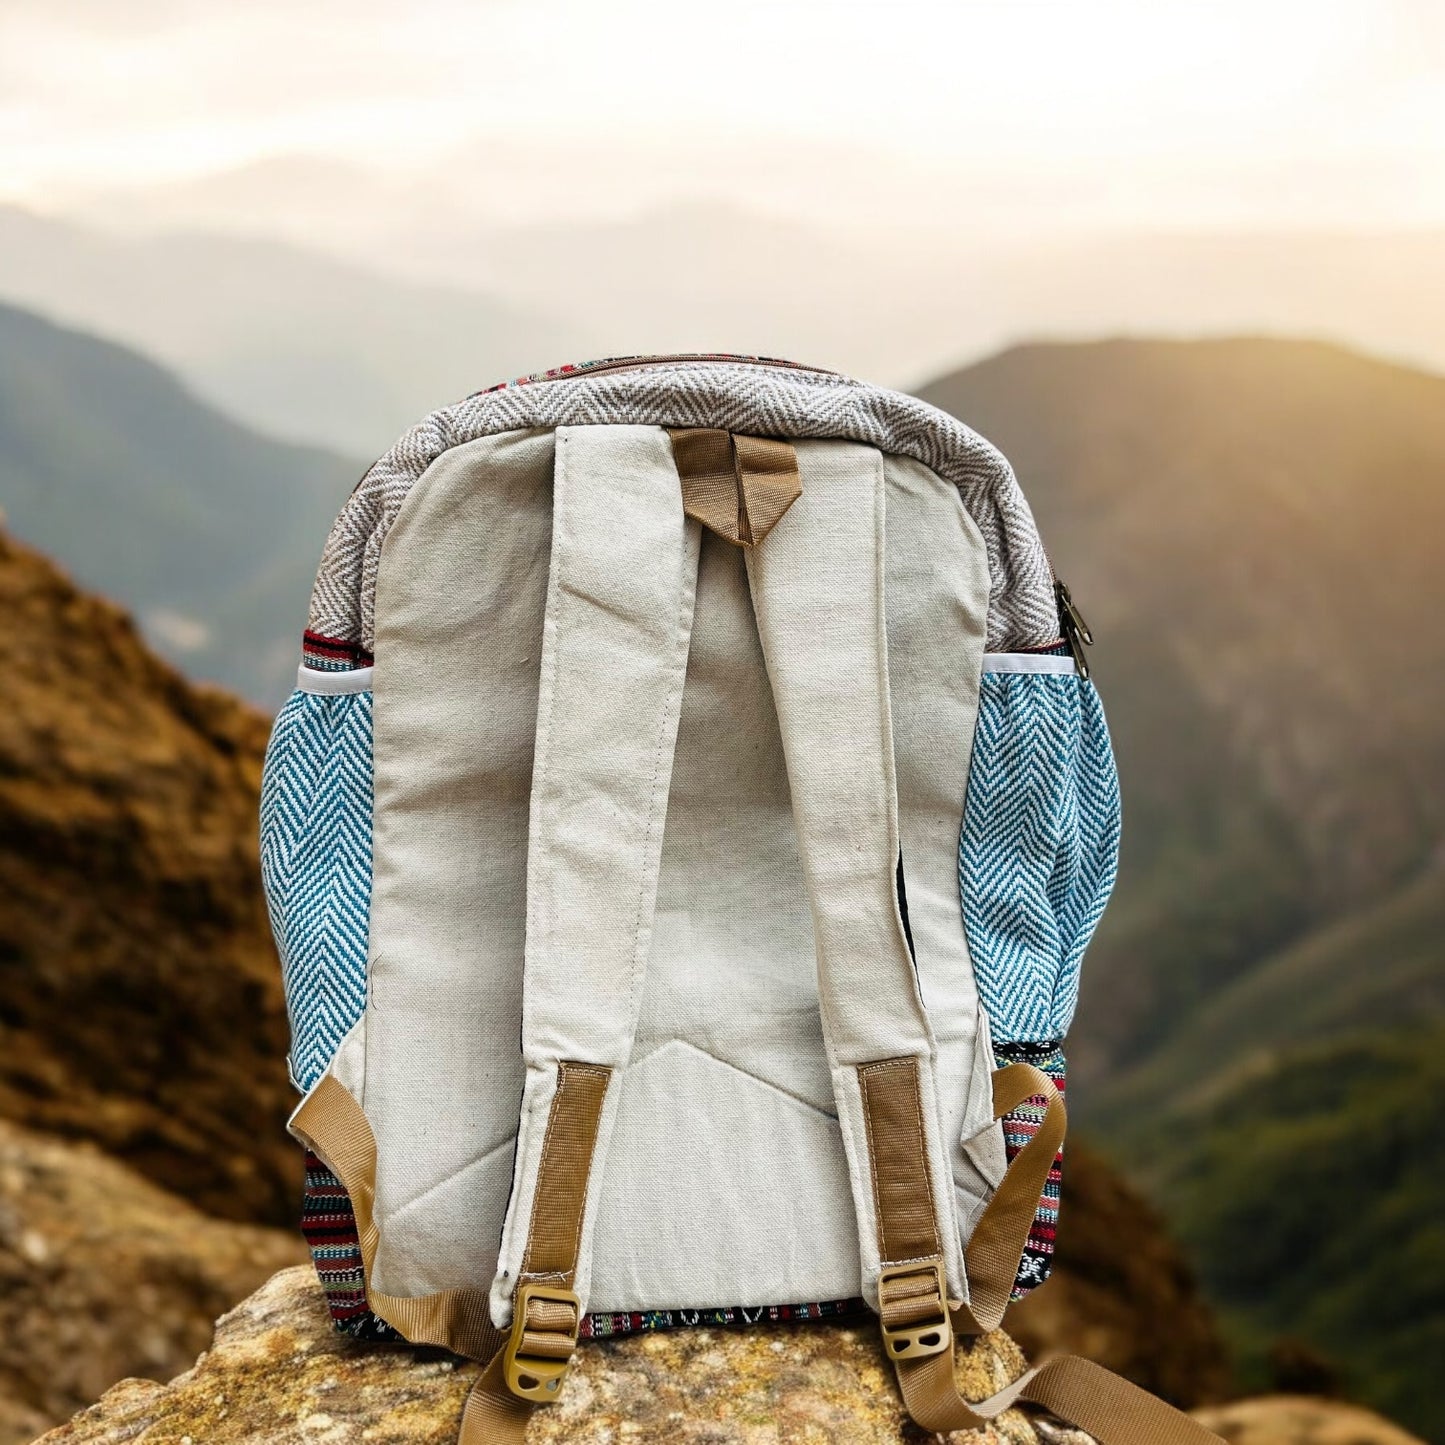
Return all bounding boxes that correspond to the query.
[307,362,1057,652]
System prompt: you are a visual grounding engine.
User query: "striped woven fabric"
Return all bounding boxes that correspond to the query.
[996,1041,1068,1301]
[301,1152,401,1341]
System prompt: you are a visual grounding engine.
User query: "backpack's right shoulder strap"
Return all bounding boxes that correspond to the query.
[743,441,1223,1445]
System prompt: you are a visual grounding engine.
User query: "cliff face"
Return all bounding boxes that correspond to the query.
[0,529,297,1225]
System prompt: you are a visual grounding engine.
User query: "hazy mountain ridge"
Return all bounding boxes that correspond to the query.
[0,206,589,454]
[3,204,1444,462]
[0,301,357,705]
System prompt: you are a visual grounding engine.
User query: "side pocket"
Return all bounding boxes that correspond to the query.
[260,685,374,1093]
[959,660,1121,1045]
[959,655,1120,1301]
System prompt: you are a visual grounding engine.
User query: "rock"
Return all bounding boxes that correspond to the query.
[0,1119,305,1445]
[1191,1395,1428,1444]
[1009,1143,1230,1408]
[37,1267,1061,1444]
[0,530,298,1226]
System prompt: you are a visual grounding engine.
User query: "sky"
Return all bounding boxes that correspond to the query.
[2,0,1443,246]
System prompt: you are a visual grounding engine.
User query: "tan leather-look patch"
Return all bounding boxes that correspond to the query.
[519,1061,612,1285]
[857,1057,941,1267]
[668,428,801,546]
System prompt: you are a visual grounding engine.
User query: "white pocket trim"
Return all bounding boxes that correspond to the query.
[297,664,375,695]
[982,652,1077,675]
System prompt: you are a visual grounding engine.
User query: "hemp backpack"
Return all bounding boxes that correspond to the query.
[262,355,1222,1443]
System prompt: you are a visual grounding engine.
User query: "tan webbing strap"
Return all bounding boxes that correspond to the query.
[290,1076,504,1361]
[457,1351,532,1445]
[896,1351,1226,1443]
[456,1062,612,1441]
[858,1058,942,1266]
[956,1062,1068,1334]
[668,427,801,546]
[855,1057,1222,1441]
[519,1061,612,1283]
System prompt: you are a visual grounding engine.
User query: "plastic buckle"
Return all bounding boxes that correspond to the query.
[878,1260,952,1360]
[503,1282,581,1403]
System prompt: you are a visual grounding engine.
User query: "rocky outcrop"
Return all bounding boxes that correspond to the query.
[0,530,297,1225]
[0,1119,304,1445]
[37,1267,1087,1445]
[1191,1396,1428,1445]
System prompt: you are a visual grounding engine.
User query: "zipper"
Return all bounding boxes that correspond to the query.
[1055,579,1095,679]
[480,352,835,394]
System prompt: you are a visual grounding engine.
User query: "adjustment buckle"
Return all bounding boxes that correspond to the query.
[503,1282,581,1403]
[878,1259,952,1360]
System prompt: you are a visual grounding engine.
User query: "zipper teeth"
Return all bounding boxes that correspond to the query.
[508,353,837,388]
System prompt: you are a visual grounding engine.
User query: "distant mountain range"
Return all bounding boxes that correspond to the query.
[0,302,355,705]
[0,206,590,455]
[3,204,1443,461]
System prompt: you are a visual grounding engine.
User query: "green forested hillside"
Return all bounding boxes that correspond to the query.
[920,338,1445,1438]
[0,302,358,704]
[1132,1019,1445,1438]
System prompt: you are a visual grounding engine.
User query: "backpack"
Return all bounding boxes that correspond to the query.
[261,354,1223,1444]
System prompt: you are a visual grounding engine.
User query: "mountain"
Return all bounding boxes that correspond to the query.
[7,204,1445,461]
[0,206,588,454]
[0,301,355,705]
[920,338,1445,1438]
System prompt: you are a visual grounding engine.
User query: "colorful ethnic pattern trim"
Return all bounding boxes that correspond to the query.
[302,630,374,673]
[994,1040,1067,1301]
[301,1151,402,1342]
[578,1298,864,1340]
[300,1151,864,1341]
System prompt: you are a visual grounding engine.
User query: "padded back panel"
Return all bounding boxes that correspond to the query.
[354,426,994,1311]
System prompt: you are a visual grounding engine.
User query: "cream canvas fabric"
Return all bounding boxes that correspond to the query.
[300,423,998,1319]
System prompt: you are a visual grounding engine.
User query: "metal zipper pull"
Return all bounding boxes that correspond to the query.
[1055,579,1094,679]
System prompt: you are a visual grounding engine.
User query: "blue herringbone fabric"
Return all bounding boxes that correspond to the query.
[260,689,373,1090]
[959,672,1120,1043]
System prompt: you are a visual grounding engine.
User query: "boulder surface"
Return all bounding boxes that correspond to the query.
[0,1121,303,1445]
[36,1267,1089,1445]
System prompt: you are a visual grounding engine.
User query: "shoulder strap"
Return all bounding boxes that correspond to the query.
[466,424,701,1429]
[743,441,1223,1445]
[743,438,971,1307]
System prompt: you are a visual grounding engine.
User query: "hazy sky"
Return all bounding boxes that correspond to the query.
[2,0,1443,241]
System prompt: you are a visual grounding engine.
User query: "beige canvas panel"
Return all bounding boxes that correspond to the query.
[332,425,993,1315]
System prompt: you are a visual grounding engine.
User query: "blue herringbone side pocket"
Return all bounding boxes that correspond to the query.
[260,689,373,1091]
[959,671,1120,1043]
